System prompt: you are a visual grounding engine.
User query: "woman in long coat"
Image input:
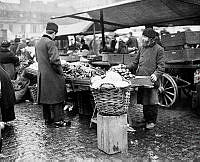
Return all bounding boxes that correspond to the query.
[35,22,69,127]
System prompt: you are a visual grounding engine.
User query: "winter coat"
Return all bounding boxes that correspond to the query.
[130,44,165,105]
[0,48,19,79]
[0,65,16,122]
[126,36,138,48]
[35,35,66,104]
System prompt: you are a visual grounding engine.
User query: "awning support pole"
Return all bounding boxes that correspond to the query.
[100,9,105,50]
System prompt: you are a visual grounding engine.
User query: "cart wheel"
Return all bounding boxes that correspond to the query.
[158,73,178,108]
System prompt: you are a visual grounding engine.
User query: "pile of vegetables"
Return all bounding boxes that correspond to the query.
[62,62,105,80]
[91,71,131,89]
[109,64,135,80]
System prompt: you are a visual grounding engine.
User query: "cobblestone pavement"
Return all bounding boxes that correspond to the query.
[1,97,200,161]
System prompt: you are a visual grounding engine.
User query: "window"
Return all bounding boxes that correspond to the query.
[31,24,37,33]
[9,24,13,32]
[21,24,25,33]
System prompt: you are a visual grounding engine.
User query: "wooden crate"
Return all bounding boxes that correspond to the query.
[165,48,200,63]
[102,54,123,64]
[161,31,200,47]
[131,76,154,88]
[123,53,138,65]
[97,113,127,154]
[60,55,80,62]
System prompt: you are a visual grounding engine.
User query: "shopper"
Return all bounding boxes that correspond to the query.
[10,38,20,56]
[80,39,89,51]
[126,32,138,52]
[0,65,16,124]
[128,28,165,129]
[35,22,70,127]
[0,40,20,79]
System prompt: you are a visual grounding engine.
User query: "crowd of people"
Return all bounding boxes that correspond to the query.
[66,31,140,55]
[0,36,36,131]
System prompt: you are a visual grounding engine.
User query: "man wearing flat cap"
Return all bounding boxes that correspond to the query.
[35,22,70,127]
[128,28,165,129]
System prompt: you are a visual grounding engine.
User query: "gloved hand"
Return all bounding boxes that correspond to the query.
[150,74,157,82]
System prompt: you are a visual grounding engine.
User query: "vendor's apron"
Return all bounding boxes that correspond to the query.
[137,87,159,105]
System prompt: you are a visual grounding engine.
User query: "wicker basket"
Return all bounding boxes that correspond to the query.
[91,83,131,116]
[28,84,37,103]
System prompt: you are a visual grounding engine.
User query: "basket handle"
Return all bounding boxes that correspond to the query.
[99,83,116,89]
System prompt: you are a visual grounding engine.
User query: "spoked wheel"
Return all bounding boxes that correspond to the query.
[158,73,178,108]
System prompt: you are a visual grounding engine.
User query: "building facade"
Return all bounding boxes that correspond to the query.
[0,0,73,40]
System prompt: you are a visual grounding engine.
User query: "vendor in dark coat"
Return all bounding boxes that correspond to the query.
[0,40,19,79]
[128,28,165,129]
[0,65,16,123]
[35,22,70,127]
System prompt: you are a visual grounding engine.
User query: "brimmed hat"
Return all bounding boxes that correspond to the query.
[142,28,156,39]
[46,22,58,33]
[1,40,10,48]
[14,38,20,43]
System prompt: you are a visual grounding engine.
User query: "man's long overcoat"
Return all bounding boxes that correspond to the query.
[35,35,66,104]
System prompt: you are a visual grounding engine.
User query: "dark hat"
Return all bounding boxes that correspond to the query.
[46,22,58,33]
[142,28,156,38]
[14,38,20,42]
[1,40,10,48]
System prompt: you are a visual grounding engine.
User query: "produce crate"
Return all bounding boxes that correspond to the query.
[60,55,80,62]
[131,76,154,88]
[164,48,200,63]
[102,54,123,64]
[123,53,137,65]
[73,78,91,85]
[161,31,200,47]
[164,45,183,51]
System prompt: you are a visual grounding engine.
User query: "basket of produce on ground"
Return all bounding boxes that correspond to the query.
[90,71,132,116]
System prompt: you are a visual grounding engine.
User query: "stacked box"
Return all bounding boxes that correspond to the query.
[161,31,200,47]
[164,48,200,63]
[123,54,137,65]
[60,55,80,62]
[102,54,123,64]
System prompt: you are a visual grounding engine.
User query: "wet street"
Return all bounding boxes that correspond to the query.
[1,96,200,161]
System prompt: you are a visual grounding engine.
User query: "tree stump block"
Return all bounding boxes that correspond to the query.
[97,113,127,154]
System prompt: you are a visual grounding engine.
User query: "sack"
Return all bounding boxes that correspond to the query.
[14,79,30,103]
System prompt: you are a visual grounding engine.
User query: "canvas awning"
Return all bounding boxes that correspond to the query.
[52,0,200,30]
[55,19,112,39]
[56,21,93,37]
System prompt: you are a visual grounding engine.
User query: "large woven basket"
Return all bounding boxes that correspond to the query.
[91,83,131,116]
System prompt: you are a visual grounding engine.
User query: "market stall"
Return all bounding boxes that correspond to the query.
[19,0,200,155]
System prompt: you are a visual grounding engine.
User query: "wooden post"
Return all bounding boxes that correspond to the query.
[97,113,127,154]
[100,9,105,50]
[128,89,137,126]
